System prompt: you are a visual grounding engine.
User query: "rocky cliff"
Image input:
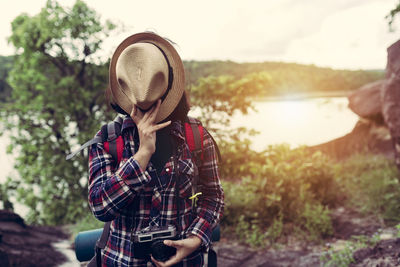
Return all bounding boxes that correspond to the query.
[313,39,400,162]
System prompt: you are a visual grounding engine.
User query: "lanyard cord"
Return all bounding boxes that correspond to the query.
[173,140,182,235]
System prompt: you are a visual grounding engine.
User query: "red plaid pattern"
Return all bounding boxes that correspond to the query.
[88,116,224,267]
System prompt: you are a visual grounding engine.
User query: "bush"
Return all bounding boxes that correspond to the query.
[221,145,339,246]
[335,154,400,223]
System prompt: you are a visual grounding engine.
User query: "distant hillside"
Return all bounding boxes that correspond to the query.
[0,56,384,102]
[183,60,385,96]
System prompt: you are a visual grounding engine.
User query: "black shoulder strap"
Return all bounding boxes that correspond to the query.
[66,136,102,160]
[96,221,111,249]
[184,117,202,196]
[101,116,123,166]
[91,117,123,259]
[89,221,111,267]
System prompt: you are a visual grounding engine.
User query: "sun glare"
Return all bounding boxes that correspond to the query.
[276,101,310,126]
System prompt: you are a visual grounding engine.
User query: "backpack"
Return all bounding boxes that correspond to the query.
[67,115,220,267]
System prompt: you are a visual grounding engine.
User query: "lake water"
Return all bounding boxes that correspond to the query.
[219,96,358,151]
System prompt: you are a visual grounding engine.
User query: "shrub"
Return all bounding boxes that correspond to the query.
[301,203,333,241]
[335,154,400,223]
[221,144,338,245]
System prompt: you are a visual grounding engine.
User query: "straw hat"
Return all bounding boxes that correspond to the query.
[109,32,185,122]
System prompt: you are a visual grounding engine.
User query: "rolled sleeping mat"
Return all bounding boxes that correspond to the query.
[74,225,221,262]
[74,228,103,262]
[211,224,220,243]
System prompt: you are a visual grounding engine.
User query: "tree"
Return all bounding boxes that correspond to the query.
[387,1,400,31]
[1,0,117,224]
[189,72,271,180]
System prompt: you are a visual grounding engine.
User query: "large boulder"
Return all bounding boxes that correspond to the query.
[382,39,400,170]
[309,119,394,159]
[0,209,68,267]
[348,80,385,122]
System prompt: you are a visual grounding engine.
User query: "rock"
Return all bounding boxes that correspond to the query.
[350,238,400,267]
[215,242,317,267]
[309,119,394,159]
[0,210,26,226]
[385,39,400,77]
[0,209,68,267]
[382,39,400,171]
[348,80,384,122]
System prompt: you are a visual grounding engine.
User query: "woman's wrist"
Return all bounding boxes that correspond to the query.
[133,148,153,170]
[187,235,202,248]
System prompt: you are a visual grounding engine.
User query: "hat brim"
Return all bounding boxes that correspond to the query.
[109,32,185,123]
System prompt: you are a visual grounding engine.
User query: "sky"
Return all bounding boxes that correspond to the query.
[1,0,400,70]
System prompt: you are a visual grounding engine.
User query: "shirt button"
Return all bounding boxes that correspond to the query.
[148,166,153,171]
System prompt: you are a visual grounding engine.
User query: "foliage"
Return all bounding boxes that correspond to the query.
[320,234,381,267]
[301,203,333,241]
[0,56,14,102]
[321,242,356,267]
[221,149,400,247]
[386,0,400,31]
[1,0,118,224]
[334,154,400,222]
[221,145,339,246]
[396,224,400,237]
[189,72,270,134]
[184,60,384,96]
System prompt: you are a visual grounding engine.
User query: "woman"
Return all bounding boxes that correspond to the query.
[88,32,224,267]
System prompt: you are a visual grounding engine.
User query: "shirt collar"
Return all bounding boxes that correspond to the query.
[170,120,185,141]
[121,115,136,133]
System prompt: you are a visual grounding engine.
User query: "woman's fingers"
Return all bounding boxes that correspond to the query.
[151,120,171,132]
[146,99,161,123]
[164,239,184,248]
[130,106,144,124]
[136,99,161,125]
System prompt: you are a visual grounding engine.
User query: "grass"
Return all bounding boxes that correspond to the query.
[221,148,400,248]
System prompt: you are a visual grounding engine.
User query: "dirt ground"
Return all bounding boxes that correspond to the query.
[1,207,400,267]
[215,207,400,267]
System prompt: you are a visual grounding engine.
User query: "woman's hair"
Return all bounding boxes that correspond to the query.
[163,90,190,122]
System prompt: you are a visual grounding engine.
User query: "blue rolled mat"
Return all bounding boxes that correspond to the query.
[74,228,103,262]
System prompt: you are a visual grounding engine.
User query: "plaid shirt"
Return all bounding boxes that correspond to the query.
[88,116,224,267]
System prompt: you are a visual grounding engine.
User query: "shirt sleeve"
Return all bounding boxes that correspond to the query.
[185,129,224,249]
[88,131,152,222]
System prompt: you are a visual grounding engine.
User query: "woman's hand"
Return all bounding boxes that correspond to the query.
[151,235,202,267]
[131,100,171,169]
